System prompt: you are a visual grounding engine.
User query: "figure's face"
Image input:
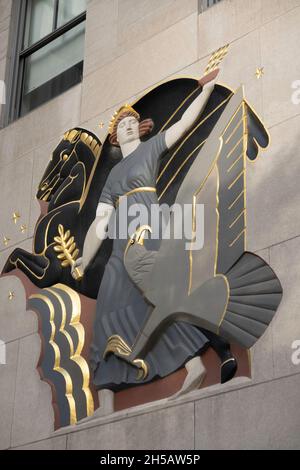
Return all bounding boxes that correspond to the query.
[117,116,140,145]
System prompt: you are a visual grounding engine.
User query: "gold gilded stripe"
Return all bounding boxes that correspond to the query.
[158,140,206,201]
[54,284,95,418]
[229,209,246,229]
[229,228,246,248]
[157,93,233,183]
[227,153,243,173]
[225,136,244,160]
[117,187,156,206]
[228,170,244,191]
[224,116,244,145]
[228,190,244,211]
[29,293,77,424]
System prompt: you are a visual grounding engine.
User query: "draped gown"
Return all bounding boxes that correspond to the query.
[90,131,209,390]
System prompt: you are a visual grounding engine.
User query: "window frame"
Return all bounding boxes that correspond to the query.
[6,0,86,125]
[199,0,222,12]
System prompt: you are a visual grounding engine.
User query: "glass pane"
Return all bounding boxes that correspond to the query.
[24,0,55,48]
[23,21,85,95]
[57,0,87,27]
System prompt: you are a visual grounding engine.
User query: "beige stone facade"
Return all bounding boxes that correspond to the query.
[0,0,300,449]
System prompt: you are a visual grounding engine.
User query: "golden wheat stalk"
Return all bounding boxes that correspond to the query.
[53,224,83,280]
[204,43,230,76]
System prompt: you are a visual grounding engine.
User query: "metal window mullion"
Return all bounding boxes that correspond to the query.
[22,0,31,49]
[53,0,59,31]
[5,0,28,124]
[19,12,86,58]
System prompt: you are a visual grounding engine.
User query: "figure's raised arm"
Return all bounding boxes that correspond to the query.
[165,69,220,150]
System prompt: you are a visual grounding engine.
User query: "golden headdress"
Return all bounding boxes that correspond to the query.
[108,104,140,135]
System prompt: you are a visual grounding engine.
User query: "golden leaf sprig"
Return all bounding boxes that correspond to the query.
[53,224,80,268]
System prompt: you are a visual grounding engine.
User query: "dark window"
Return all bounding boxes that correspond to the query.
[9,0,86,121]
[206,0,222,7]
[199,0,222,11]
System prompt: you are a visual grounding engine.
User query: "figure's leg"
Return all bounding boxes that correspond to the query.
[201,329,237,384]
[169,356,206,400]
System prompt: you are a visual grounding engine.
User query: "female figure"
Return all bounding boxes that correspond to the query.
[73,70,237,417]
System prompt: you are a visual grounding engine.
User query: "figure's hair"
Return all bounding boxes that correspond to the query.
[109,112,154,146]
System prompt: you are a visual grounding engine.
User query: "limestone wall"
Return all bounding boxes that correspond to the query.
[0,0,300,450]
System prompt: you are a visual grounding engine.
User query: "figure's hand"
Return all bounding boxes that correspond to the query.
[198,68,220,89]
[71,257,84,280]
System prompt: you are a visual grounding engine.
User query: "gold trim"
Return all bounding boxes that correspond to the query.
[217,274,230,334]
[220,357,236,368]
[204,44,230,76]
[124,225,152,261]
[158,140,206,201]
[49,284,95,417]
[229,228,246,248]
[229,209,246,229]
[108,104,140,135]
[255,67,264,80]
[227,170,244,191]
[188,137,224,294]
[227,153,243,173]
[224,116,244,145]
[221,102,243,137]
[242,101,248,251]
[53,224,81,278]
[9,256,50,280]
[116,187,156,207]
[103,335,148,380]
[8,291,15,301]
[225,136,243,160]
[159,87,199,133]
[157,94,233,183]
[214,88,245,276]
[29,293,77,424]
[244,98,271,160]
[3,236,10,246]
[12,212,21,224]
[228,190,244,211]
[53,172,79,206]
[214,165,220,276]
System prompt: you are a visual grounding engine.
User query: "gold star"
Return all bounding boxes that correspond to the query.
[20,224,27,233]
[3,236,10,246]
[12,212,21,224]
[8,291,15,301]
[255,67,264,79]
[98,121,105,129]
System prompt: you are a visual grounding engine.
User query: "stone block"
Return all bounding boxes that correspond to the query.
[0,151,34,246]
[198,0,262,59]
[247,113,300,252]
[261,0,300,24]
[0,272,37,343]
[12,436,66,450]
[11,333,54,448]
[270,237,300,379]
[195,373,300,449]
[0,84,82,166]
[261,6,300,127]
[81,14,198,122]
[67,402,194,450]
[0,0,12,23]
[0,340,18,449]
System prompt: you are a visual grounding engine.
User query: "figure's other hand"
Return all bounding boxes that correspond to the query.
[71,256,84,280]
[198,68,220,88]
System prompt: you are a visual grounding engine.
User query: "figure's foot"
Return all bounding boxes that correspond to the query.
[169,356,206,400]
[76,389,114,424]
[221,357,238,384]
